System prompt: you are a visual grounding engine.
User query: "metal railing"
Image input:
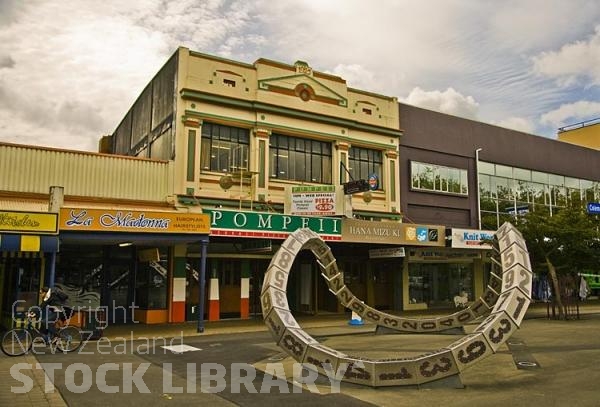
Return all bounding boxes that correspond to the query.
[558,117,600,133]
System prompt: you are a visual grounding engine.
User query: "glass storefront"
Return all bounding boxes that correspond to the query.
[408,263,474,308]
[1,255,43,318]
[54,244,169,323]
[478,161,600,230]
[135,254,168,310]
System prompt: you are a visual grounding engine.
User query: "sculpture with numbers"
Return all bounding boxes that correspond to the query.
[261,223,533,387]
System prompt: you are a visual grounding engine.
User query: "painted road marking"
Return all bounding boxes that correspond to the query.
[161,344,203,353]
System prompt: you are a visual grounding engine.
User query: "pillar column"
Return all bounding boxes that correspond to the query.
[240,261,250,319]
[208,260,220,321]
[171,245,187,323]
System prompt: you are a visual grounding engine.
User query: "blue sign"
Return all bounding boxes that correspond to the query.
[587,202,600,214]
[368,173,379,190]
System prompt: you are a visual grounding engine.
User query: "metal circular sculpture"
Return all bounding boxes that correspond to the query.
[261,222,533,386]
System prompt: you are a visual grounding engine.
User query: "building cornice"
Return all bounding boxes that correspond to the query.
[180,89,403,138]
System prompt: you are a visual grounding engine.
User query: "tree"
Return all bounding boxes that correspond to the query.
[513,203,600,319]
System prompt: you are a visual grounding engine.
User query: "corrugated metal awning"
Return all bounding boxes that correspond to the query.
[0,199,48,212]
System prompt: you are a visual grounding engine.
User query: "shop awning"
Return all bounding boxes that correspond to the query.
[59,232,209,246]
[0,234,59,252]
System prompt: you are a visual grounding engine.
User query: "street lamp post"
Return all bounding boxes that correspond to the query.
[197,240,208,333]
[475,148,483,230]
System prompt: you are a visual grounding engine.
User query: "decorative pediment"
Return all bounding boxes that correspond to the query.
[258,74,347,107]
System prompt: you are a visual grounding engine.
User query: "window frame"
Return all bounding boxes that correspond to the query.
[410,161,469,196]
[200,122,250,173]
[269,133,332,184]
[348,146,383,190]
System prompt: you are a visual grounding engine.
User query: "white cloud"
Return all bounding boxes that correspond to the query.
[492,117,535,134]
[532,25,600,87]
[328,64,381,93]
[540,101,600,128]
[402,87,479,120]
[489,1,600,53]
[1,1,600,150]
[0,0,259,151]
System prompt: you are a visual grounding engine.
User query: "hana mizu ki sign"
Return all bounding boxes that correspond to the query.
[203,209,341,240]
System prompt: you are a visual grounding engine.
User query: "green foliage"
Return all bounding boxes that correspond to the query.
[514,203,600,275]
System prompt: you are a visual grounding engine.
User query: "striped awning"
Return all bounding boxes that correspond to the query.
[0,234,59,252]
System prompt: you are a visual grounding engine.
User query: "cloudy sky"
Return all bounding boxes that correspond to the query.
[1,0,599,152]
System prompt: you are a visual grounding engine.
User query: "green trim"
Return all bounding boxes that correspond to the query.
[173,257,186,278]
[258,139,266,188]
[390,160,396,202]
[241,261,250,278]
[188,50,255,69]
[258,74,348,106]
[184,111,255,128]
[187,130,196,181]
[348,86,398,102]
[184,110,397,150]
[354,210,402,221]
[263,121,396,149]
[180,90,402,138]
[197,198,284,212]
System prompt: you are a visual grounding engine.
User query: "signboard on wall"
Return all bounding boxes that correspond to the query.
[203,208,341,241]
[285,185,346,216]
[341,219,445,246]
[450,228,495,249]
[408,248,482,261]
[0,210,58,234]
[59,208,210,234]
[369,247,405,258]
[587,202,600,214]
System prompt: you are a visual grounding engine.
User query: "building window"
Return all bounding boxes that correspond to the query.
[408,263,473,307]
[269,133,332,184]
[349,147,383,190]
[410,161,468,195]
[201,123,249,173]
[478,161,600,229]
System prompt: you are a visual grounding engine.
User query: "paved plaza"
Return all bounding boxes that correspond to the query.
[1,301,599,406]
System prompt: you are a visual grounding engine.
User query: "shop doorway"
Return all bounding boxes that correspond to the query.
[371,260,399,310]
[1,255,42,327]
[286,252,318,315]
[249,260,269,317]
[101,246,136,324]
[408,263,474,308]
[185,260,208,322]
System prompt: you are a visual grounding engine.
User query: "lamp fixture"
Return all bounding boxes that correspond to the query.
[118,242,133,247]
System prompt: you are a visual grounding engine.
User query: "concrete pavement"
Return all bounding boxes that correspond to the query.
[1,300,599,406]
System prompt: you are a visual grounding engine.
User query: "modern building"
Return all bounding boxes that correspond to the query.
[557,118,600,150]
[398,103,600,307]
